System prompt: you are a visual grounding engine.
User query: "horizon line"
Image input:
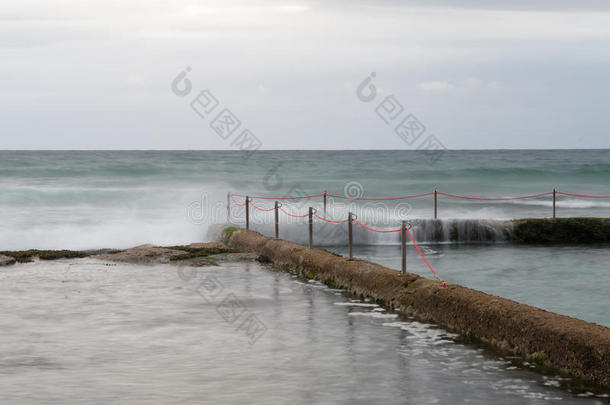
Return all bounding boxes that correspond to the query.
[1,148,609,152]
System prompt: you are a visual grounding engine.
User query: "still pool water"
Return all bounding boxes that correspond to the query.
[330,243,610,327]
[0,259,607,404]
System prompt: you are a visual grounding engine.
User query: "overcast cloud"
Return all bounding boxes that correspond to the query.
[1,0,609,149]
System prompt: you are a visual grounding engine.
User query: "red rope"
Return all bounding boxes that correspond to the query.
[557,192,610,199]
[250,194,324,200]
[234,190,610,202]
[313,212,349,224]
[231,186,610,288]
[405,227,446,286]
[327,192,433,201]
[350,218,445,286]
[248,200,275,212]
[230,194,246,207]
[437,191,553,201]
[279,206,309,218]
[352,219,401,233]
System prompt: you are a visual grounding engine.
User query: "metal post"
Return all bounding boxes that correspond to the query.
[308,207,313,248]
[348,212,353,259]
[434,189,438,219]
[553,188,556,219]
[401,221,406,275]
[245,196,250,230]
[323,190,327,214]
[274,201,279,238]
[227,192,231,223]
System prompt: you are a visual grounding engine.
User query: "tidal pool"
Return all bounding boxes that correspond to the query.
[0,259,607,404]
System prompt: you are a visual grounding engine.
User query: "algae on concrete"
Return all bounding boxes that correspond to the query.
[512,218,610,243]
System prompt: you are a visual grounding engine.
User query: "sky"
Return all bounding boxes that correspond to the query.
[1,0,610,150]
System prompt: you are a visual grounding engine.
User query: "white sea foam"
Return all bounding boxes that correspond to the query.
[511,199,610,209]
[348,312,398,319]
[3,151,610,250]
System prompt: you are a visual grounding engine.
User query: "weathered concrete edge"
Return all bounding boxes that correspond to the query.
[226,228,610,388]
[0,254,16,266]
[511,217,610,243]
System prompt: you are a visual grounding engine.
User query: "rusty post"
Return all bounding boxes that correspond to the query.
[323,190,327,214]
[308,207,313,248]
[274,201,279,238]
[245,196,250,230]
[401,221,406,275]
[434,189,438,219]
[348,212,353,259]
[553,188,557,219]
[227,192,231,223]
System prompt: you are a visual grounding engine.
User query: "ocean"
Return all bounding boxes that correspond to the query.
[1,150,609,325]
[1,150,609,250]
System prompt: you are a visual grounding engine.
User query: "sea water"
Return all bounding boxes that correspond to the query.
[1,150,610,250]
[1,150,608,326]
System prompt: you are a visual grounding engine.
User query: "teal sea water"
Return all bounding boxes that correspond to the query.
[0,150,609,325]
[1,150,609,249]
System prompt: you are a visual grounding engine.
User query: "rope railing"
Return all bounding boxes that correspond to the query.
[313,212,349,224]
[245,193,325,200]
[352,218,402,233]
[278,205,309,218]
[226,188,609,286]
[556,192,610,199]
[233,189,609,202]
[228,193,448,285]
[230,194,247,207]
[326,192,434,201]
[405,226,446,286]
[436,191,554,201]
[232,188,609,220]
[248,199,275,212]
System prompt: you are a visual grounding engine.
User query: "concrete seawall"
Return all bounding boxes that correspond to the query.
[225,228,610,388]
[513,218,610,243]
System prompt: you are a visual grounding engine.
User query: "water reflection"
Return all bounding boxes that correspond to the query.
[0,259,607,404]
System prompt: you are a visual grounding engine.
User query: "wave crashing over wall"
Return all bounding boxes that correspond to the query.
[229,219,514,246]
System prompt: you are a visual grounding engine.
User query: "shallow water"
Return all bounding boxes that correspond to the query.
[330,243,610,327]
[0,259,607,404]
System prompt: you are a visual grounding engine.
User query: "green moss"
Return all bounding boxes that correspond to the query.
[531,352,554,372]
[174,245,228,254]
[205,256,218,265]
[169,253,201,261]
[512,218,610,243]
[321,248,343,257]
[164,244,233,262]
[0,249,111,263]
[224,227,238,237]
[0,251,34,263]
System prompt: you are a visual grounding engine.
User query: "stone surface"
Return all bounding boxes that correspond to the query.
[0,255,16,266]
[512,217,610,243]
[94,244,186,264]
[93,242,242,266]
